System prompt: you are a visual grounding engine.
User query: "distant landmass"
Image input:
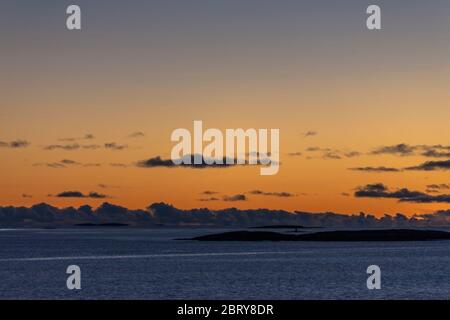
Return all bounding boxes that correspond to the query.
[251,225,308,229]
[74,223,129,227]
[0,202,449,228]
[188,229,450,241]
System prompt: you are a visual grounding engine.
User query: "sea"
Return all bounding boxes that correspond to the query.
[0,228,449,299]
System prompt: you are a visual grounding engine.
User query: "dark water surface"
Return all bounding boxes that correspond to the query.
[0,228,449,299]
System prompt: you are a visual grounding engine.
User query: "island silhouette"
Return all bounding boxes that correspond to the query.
[186,229,450,242]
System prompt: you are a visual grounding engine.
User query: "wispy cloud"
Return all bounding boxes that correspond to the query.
[288,152,302,157]
[349,166,401,173]
[104,142,128,150]
[34,159,101,168]
[303,131,318,138]
[305,147,360,160]
[43,144,80,151]
[59,134,95,142]
[249,190,296,197]
[0,139,30,148]
[127,132,145,138]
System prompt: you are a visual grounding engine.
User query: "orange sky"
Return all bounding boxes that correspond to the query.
[1,1,449,216]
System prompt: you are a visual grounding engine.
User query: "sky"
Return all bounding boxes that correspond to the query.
[1,0,449,216]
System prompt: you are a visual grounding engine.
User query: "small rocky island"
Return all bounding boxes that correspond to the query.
[188,229,450,241]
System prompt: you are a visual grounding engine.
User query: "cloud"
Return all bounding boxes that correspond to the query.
[426,184,450,193]
[202,191,218,195]
[43,144,80,151]
[198,197,220,202]
[322,152,341,160]
[43,143,102,151]
[303,131,318,138]
[22,194,33,198]
[427,183,450,190]
[371,144,417,156]
[33,162,66,169]
[54,191,109,199]
[421,149,450,158]
[34,159,95,168]
[60,159,80,165]
[136,155,255,169]
[349,166,401,173]
[59,134,95,142]
[223,194,247,202]
[127,132,145,138]
[405,159,450,171]
[288,152,302,157]
[2,202,450,228]
[84,163,102,167]
[98,184,121,189]
[370,144,450,158]
[344,151,361,158]
[354,183,450,203]
[305,147,360,160]
[104,143,128,150]
[0,139,30,148]
[109,163,128,168]
[82,144,101,150]
[249,190,295,197]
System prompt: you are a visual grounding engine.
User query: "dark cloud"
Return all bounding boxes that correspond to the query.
[421,149,450,158]
[370,144,450,158]
[136,155,253,169]
[371,144,416,156]
[0,139,30,148]
[60,159,80,165]
[127,132,145,138]
[104,143,128,150]
[405,159,450,171]
[55,191,85,198]
[349,166,401,173]
[223,194,247,202]
[354,183,450,203]
[249,190,295,197]
[22,194,33,198]
[426,183,450,193]
[54,191,109,199]
[1,202,450,228]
